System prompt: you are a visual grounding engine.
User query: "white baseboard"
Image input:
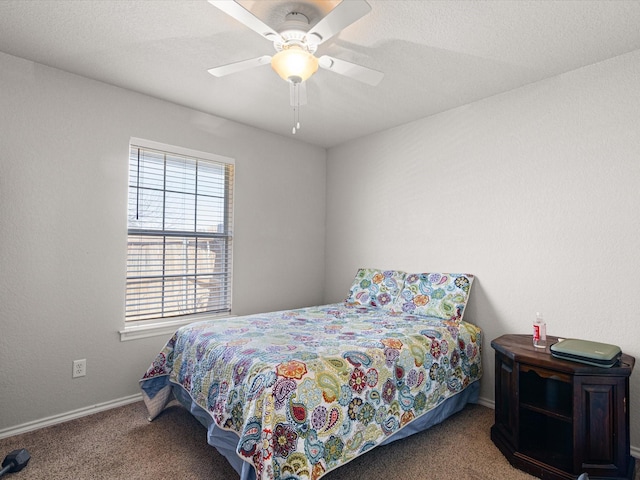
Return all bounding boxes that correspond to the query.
[0,393,143,440]
[476,395,495,410]
[2,392,639,461]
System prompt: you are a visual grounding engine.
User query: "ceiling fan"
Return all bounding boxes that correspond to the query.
[207,0,384,133]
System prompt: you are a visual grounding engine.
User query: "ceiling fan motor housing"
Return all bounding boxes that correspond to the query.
[274,12,318,54]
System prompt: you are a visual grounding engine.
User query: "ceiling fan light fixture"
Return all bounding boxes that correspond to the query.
[271,46,319,83]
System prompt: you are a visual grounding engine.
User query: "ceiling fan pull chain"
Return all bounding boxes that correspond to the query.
[292,87,297,134]
[296,82,301,131]
[291,81,301,134]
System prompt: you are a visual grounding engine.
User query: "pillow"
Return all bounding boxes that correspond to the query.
[345,268,406,308]
[390,273,474,321]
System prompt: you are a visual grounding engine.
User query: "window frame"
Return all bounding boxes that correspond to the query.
[120,138,234,341]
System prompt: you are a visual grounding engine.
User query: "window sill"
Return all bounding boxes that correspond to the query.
[119,313,234,342]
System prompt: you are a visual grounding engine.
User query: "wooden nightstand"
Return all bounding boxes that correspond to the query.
[491,334,635,480]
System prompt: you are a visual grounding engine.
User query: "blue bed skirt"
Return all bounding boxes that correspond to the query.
[172,380,480,480]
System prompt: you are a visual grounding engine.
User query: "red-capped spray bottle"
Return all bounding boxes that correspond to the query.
[533,312,546,349]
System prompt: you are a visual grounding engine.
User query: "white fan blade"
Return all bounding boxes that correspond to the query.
[318,55,383,86]
[208,0,281,41]
[289,81,307,107]
[306,0,371,45]
[208,55,272,77]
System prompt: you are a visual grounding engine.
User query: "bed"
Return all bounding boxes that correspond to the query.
[140,269,482,480]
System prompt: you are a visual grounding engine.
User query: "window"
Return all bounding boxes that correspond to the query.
[125,139,234,324]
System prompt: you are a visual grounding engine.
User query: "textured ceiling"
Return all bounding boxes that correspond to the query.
[1,0,640,148]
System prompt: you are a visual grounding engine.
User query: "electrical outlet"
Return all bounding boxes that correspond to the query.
[73,359,86,378]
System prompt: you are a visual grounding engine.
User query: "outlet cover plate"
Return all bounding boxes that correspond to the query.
[73,359,86,378]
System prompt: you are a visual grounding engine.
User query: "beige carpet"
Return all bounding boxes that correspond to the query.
[0,401,637,480]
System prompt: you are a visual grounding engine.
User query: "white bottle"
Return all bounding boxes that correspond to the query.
[533,312,546,349]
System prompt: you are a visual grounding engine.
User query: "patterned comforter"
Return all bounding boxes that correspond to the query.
[140,303,482,480]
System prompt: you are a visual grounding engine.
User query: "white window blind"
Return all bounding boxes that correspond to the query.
[126,140,234,322]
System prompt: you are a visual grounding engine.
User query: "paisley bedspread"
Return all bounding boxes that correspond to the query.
[140,303,482,480]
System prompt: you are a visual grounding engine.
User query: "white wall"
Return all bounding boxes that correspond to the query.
[325,50,640,451]
[0,52,326,431]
